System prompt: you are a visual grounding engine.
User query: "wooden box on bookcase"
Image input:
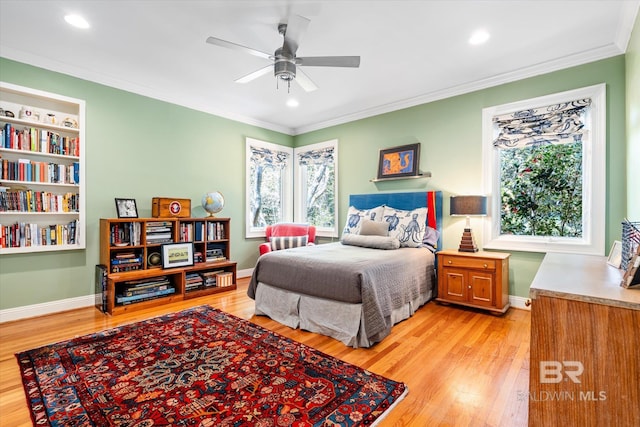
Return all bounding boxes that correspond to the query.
[152,197,191,218]
[99,217,236,315]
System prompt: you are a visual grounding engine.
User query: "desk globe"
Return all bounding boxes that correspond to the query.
[202,191,225,217]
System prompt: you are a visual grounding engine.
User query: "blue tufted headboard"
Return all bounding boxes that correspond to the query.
[349,191,443,250]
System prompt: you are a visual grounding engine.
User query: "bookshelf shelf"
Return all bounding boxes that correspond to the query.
[0,81,85,254]
[98,217,237,315]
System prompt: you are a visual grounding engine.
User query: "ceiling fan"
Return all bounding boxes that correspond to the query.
[205,15,360,92]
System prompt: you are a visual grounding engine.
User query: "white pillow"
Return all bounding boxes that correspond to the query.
[383,206,428,247]
[342,205,384,235]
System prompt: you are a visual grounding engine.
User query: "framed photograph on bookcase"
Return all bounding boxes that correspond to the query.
[161,242,194,269]
[115,198,138,218]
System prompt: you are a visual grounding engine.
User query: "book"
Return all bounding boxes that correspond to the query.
[95,264,108,313]
[116,287,175,304]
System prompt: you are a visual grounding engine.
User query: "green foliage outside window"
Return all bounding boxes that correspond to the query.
[249,162,283,227]
[305,163,335,228]
[500,142,583,237]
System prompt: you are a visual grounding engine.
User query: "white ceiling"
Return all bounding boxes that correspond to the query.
[1,1,638,135]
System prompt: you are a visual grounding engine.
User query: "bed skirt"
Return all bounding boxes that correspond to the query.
[254,282,434,348]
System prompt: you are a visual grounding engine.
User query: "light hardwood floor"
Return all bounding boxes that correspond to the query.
[0,278,530,426]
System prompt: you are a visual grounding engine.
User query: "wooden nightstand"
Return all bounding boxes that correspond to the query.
[436,249,511,314]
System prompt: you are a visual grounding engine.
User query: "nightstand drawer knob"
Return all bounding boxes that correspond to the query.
[484,263,488,268]
[448,260,452,264]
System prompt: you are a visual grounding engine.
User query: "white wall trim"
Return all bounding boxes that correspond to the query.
[0,279,529,322]
[237,268,253,278]
[509,295,532,311]
[1,39,625,137]
[0,268,255,323]
[0,295,95,323]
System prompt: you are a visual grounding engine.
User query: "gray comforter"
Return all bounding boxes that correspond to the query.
[248,242,435,342]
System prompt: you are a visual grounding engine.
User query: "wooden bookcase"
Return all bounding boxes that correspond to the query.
[0,81,86,254]
[99,217,236,315]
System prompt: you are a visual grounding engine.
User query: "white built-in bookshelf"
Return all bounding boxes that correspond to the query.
[0,81,86,254]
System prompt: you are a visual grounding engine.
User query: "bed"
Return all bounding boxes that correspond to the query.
[248,191,443,348]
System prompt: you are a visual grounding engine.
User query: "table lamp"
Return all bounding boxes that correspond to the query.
[450,195,487,252]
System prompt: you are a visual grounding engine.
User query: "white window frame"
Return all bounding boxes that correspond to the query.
[294,139,339,238]
[245,137,293,238]
[481,84,606,255]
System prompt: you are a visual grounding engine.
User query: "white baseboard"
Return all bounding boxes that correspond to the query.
[509,295,531,310]
[1,268,257,323]
[1,269,529,323]
[237,268,253,278]
[0,294,96,323]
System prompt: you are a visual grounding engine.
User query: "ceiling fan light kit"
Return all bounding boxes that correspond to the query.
[206,15,360,93]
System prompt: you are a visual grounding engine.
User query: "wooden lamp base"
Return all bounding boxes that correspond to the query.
[458,228,479,252]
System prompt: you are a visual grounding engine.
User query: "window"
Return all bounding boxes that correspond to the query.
[245,138,339,238]
[245,138,293,238]
[481,84,606,255]
[294,140,339,237]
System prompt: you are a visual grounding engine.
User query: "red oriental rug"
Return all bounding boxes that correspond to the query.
[16,305,407,426]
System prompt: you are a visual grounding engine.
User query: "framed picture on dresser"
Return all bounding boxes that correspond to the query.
[621,244,640,289]
[607,240,622,268]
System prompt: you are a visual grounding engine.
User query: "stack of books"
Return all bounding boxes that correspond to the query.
[206,247,226,262]
[145,221,173,244]
[200,270,224,287]
[110,252,143,273]
[185,272,204,291]
[116,276,175,305]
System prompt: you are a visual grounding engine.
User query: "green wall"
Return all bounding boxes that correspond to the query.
[0,50,629,310]
[627,12,640,220]
[0,57,292,309]
[296,56,627,298]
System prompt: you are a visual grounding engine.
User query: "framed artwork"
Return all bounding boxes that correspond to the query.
[377,143,421,180]
[115,198,138,218]
[161,242,194,269]
[607,240,622,268]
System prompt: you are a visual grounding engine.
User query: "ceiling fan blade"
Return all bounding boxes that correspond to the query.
[282,14,310,55]
[295,68,318,92]
[206,36,272,61]
[235,65,273,83]
[297,56,361,67]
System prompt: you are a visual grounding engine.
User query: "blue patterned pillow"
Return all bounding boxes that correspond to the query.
[342,206,384,236]
[383,206,428,248]
[270,235,308,251]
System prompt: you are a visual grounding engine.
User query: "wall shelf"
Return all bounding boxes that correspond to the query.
[370,171,432,182]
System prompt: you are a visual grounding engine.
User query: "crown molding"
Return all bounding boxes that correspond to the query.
[291,42,626,135]
[0,47,294,135]
[1,37,628,137]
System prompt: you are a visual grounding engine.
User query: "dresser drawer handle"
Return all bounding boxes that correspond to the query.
[448,260,452,264]
[484,263,488,268]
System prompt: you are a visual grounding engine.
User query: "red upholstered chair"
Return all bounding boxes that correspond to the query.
[259,223,316,256]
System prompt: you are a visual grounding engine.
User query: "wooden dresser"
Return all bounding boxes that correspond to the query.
[529,253,640,426]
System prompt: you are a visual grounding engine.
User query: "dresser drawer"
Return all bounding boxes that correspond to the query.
[440,255,496,271]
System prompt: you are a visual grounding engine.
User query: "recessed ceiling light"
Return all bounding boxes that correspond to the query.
[64,14,90,29]
[469,29,490,45]
[286,99,299,108]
